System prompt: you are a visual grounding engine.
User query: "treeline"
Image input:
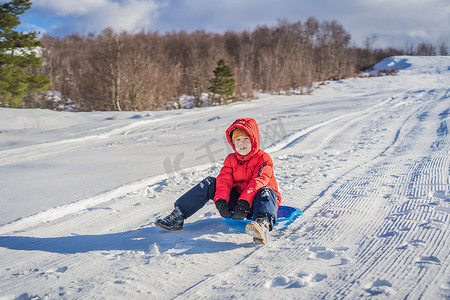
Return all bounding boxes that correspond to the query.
[30,18,427,111]
[354,38,449,72]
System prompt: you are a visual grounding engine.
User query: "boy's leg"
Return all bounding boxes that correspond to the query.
[246,187,278,243]
[251,186,278,230]
[174,176,216,219]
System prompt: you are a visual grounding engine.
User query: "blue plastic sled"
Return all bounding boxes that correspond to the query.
[224,205,303,230]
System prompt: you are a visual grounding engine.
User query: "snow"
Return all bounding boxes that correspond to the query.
[0,56,449,299]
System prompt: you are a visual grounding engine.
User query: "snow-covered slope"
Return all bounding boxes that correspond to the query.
[0,56,449,299]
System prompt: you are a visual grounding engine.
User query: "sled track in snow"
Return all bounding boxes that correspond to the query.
[0,108,215,167]
[0,162,221,235]
[265,87,428,155]
[285,89,436,214]
[0,87,424,234]
[169,87,450,299]
[0,117,165,167]
[329,154,449,299]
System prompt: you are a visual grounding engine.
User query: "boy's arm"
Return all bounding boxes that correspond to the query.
[213,155,234,203]
[239,154,273,205]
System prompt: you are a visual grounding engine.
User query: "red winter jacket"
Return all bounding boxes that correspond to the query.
[214,118,282,207]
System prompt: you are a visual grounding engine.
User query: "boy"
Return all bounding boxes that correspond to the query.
[155,118,281,244]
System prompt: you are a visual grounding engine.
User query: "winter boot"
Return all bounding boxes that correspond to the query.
[245,217,270,244]
[155,207,184,231]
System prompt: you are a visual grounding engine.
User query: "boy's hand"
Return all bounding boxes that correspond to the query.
[216,199,232,218]
[232,200,250,220]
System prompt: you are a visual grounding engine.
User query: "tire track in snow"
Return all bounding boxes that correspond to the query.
[265,88,415,154]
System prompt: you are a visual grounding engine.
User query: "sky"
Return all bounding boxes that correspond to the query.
[11,0,450,49]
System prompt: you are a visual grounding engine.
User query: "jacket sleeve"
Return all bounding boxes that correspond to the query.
[213,154,235,203]
[239,154,273,205]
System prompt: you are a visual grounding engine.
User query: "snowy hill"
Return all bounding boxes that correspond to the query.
[0,56,449,299]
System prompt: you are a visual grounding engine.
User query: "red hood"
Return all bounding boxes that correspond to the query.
[226,118,260,160]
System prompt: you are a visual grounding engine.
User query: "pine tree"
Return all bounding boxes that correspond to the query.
[208,59,235,104]
[0,0,50,107]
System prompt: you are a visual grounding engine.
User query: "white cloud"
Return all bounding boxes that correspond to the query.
[344,0,450,46]
[33,0,108,16]
[28,0,450,47]
[33,0,163,33]
[83,0,161,33]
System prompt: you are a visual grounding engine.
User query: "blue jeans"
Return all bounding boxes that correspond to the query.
[174,177,278,230]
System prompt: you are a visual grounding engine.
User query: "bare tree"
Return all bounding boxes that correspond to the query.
[439,42,448,56]
[415,42,436,56]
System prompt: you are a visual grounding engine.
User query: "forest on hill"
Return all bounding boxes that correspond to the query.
[26,18,412,111]
[1,13,440,112]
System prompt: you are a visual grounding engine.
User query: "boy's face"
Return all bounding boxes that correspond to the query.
[234,136,252,156]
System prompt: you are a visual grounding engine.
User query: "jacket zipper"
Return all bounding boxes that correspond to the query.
[257,162,267,177]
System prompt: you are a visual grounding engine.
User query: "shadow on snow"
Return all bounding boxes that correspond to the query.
[0,218,254,255]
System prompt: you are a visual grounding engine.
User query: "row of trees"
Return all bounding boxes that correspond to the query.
[33,18,386,111]
[406,41,448,56]
[1,1,448,111]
